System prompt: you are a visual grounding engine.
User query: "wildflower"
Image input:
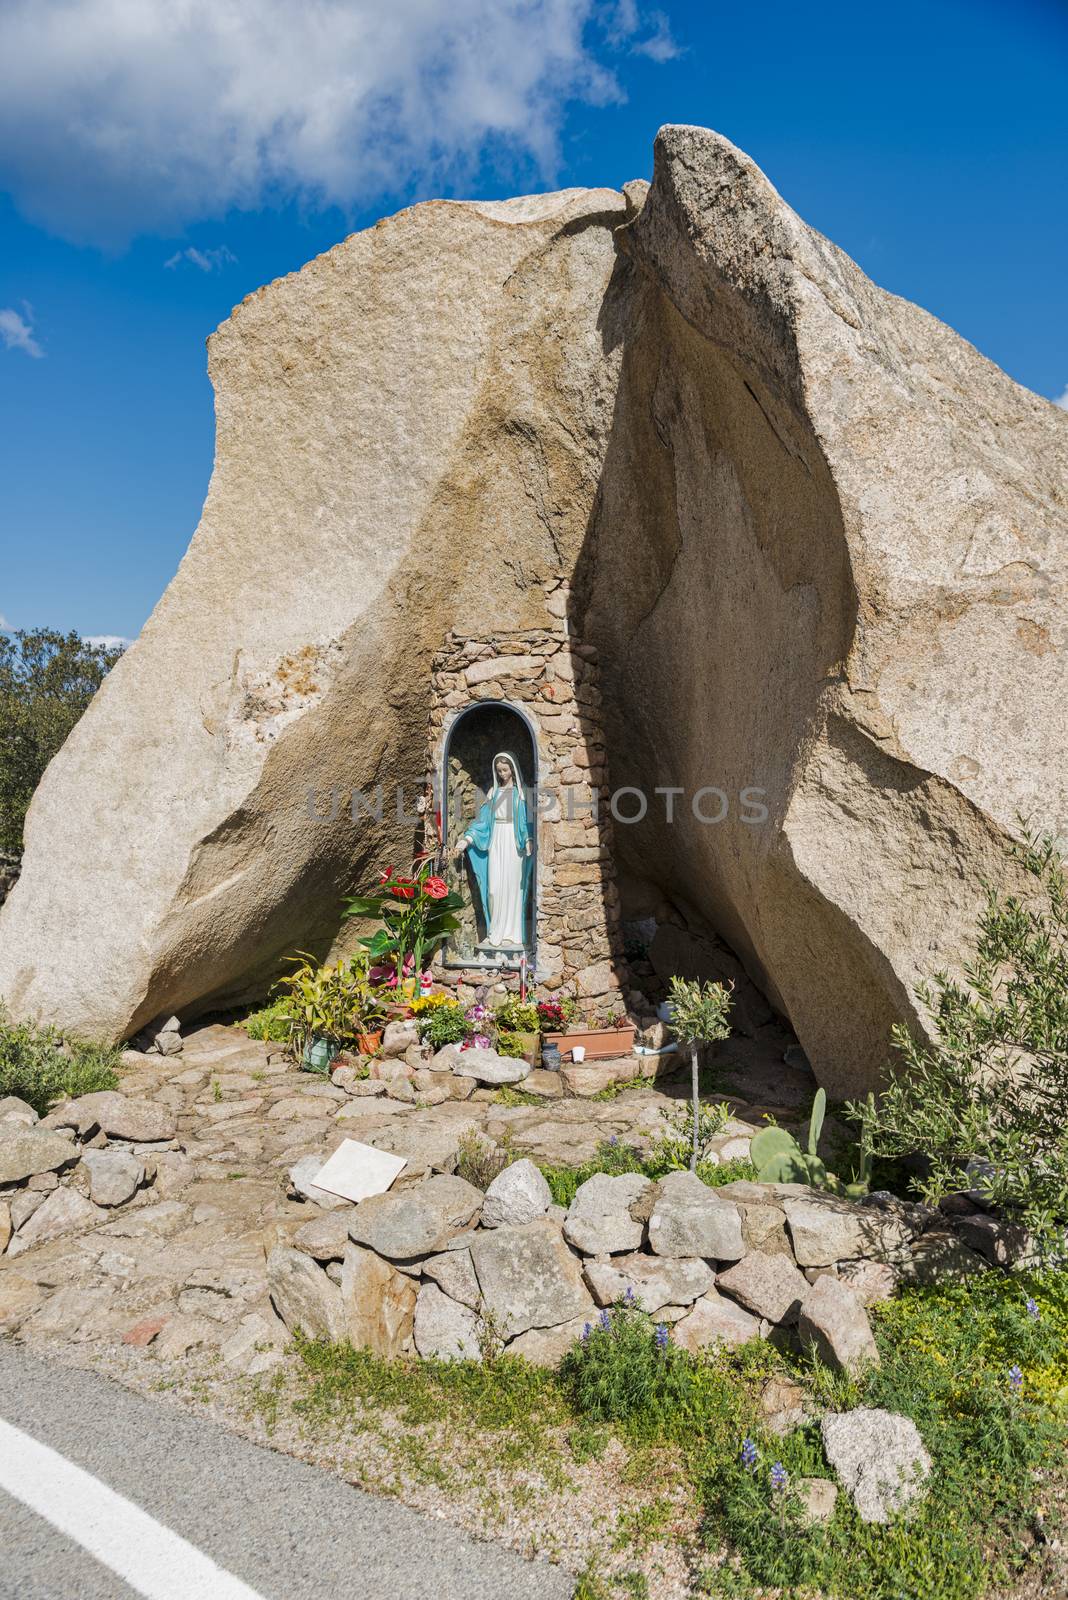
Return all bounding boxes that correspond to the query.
[654,1324,669,1351]
[770,1462,788,1492]
[1008,1364,1023,1394]
[463,1033,492,1051]
[1025,1297,1040,1321]
[599,1309,612,1333]
[581,1323,591,1344]
[624,1285,636,1306]
[740,1437,758,1472]
[608,1134,619,1147]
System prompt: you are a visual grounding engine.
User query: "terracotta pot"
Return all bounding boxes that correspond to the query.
[544,1025,637,1061]
[356,1030,383,1055]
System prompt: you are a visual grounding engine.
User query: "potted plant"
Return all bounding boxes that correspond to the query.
[343,855,465,1003]
[274,953,388,1070]
[495,996,541,1065]
[539,998,638,1061]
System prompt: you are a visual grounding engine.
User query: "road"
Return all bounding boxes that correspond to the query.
[0,1344,572,1600]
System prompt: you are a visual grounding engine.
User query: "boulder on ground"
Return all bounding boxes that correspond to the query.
[52,1092,177,1143]
[646,1172,744,1261]
[583,1253,713,1313]
[80,1148,144,1207]
[2,125,1063,1107]
[451,1049,531,1086]
[266,1245,347,1342]
[821,1408,932,1522]
[0,1096,38,1127]
[716,1251,810,1325]
[0,1124,77,1185]
[340,1243,417,1358]
[469,1218,594,1338]
[563,1172,650,1256]
[797,1276,880,1376]
[348,1174,482,1259]
[7,1187,105,1255]
[672,1288,762,1353]
[481,1159,552,1229]
[413,1281,482,1361]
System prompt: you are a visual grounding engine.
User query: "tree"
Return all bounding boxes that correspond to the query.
[666,975,734,1170]
[0,629,124,854]
[852,832,1068,1249]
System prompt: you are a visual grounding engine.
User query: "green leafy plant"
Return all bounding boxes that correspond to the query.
[0,628,124,854]
[242,997,293,1042]
[560,1299,694,1428]
[418,1003,470,1050]
[0,1006,119,1116]
[495,997,539,1034]
[666,976,733,1171]
[273,953,387,1057]
[852,831,1068,1247]
[343,855,464,989]
[751,1088,830,1186]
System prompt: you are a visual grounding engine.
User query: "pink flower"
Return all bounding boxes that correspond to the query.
[423,876,448,900]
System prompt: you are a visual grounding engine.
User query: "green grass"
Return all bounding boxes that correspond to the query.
[240,997,293,1043]
[0,1005,120,1116]
[279,1267,1068,1600]
[539,1135,758,1209]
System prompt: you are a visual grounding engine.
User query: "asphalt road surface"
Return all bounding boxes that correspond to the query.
[0,1344,572,1600]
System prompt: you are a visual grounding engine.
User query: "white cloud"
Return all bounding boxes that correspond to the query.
[84,635,131,650]
[0,0,670,248]
[0,304,43,358]
[1054,386,1068,411]
[165,245,238,273]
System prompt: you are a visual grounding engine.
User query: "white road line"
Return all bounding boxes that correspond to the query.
[0,1416,268,1600]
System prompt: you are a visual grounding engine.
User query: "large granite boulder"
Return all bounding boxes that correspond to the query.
[2,125,1064,1098]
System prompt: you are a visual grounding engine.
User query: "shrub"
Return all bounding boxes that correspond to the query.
[455,1130,514,1190]
[0,1007,119,1116]
[495,997,539,1033]
[419,1003,469,1049]
[243,997,293,1042]
[0,628,124,854]
[854,832,1068,1247]
[560,1299,695,1429]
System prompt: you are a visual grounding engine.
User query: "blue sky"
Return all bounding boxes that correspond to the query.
[1,0,1065,643]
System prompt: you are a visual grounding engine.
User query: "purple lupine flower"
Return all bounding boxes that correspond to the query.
[740,1437,758,1472]
[608,1134,619,1146]
[1025,1297,1040,1321]
[654,1324,669,1351]
[769,1462,788,1492]
[581,1323,591,1344]
[599,1308,612,1333]
[624,1285,637,1306]
[1008,1364,1023,1394]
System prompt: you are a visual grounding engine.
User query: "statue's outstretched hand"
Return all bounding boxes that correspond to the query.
[452,839,468,858]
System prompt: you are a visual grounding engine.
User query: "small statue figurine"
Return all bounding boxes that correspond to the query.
[453,751,532,950]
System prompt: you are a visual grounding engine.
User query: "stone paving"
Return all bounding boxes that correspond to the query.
[0,1021,809,1370]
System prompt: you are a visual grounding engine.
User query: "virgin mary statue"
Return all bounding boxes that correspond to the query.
[453,752,532,950]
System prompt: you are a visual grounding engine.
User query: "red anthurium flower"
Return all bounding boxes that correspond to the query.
[423,876,448,899]
[391,881,416,899]
[379,866,394,882]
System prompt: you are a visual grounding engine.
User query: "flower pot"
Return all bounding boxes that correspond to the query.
[302,1035,340,1074]
[544,1024,636,1061]
[356,1030,382,1055]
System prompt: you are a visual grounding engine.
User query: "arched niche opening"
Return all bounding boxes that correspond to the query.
[441,700,537,969]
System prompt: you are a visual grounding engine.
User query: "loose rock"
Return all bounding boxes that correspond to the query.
[481,1159,552,1228]
[821,1408,932,1522]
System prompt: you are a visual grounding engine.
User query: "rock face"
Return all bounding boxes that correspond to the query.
[2,126,1065,1096]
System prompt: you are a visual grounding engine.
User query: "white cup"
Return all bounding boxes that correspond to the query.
[571,1045,586,1063]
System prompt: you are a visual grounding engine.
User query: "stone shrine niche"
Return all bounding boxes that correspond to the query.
[426,622,629,1019]
[441,702,537,968]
